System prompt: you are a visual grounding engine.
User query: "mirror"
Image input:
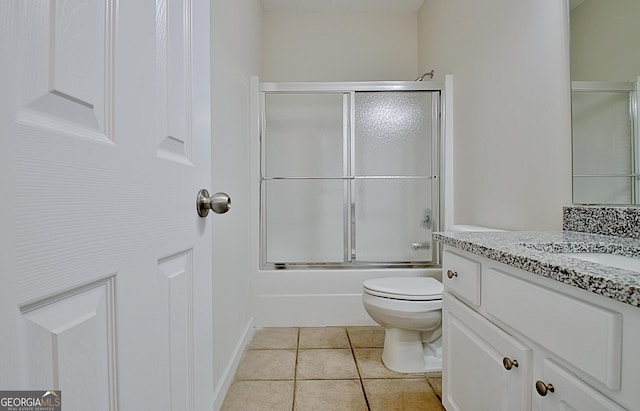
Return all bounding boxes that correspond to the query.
[570,0,640,205]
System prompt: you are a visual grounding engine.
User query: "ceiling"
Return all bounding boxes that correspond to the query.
[261,0,425,13]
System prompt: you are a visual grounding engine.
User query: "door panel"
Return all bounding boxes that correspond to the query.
[17,0,112,141]
[157,249,195,411]
[155,0,192,165]
[20,279,116,411]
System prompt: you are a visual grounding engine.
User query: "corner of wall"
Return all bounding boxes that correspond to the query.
[443,74,454,231]
[212,317,255,411]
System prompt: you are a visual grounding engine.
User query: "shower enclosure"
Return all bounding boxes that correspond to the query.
[259,81,442,269]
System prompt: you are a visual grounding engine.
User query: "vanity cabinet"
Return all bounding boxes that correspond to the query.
[441,247,638,411]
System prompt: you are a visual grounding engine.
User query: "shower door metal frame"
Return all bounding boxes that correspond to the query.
[259,81,444,269]
[571,80,639,204]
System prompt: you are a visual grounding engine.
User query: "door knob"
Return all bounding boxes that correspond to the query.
[502,357,518,370]
[535,380,555,397]
[196,189,231,217]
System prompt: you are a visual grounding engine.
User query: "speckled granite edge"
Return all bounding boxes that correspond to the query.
[563,206,640,239]
[433,231,640,308]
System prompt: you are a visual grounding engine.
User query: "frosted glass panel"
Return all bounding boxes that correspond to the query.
[572,92,631,176]
[264,93,345,177]
[355,179,432,262]
[573,176,632,205]
[265,179,344,263]
[355,92,432,176]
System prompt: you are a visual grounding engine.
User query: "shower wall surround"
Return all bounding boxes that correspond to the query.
[563,205,640,239]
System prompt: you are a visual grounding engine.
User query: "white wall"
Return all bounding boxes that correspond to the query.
[210,0,262,404]
[262,11,420,81]
[418,0,573,230]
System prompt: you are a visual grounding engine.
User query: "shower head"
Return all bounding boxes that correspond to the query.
[415,70,435,81]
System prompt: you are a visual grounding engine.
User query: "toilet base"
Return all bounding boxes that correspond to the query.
[381,328,442,373]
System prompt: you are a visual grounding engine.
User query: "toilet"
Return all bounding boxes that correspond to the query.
[362,276,443,373]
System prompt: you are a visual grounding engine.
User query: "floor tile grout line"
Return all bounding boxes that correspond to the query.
[292,327,300,411]
[426,375,443,404]
[346,327,371,411]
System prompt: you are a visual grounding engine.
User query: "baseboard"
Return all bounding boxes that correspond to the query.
[211,317,255,411]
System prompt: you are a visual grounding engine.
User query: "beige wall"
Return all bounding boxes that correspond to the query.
[260,2,574,229]
[571,0,640,81]
[211,0,262,396]
[262,11,419,81]
[418,0,573,230]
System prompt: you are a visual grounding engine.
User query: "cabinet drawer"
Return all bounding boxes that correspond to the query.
[485,268,622,390]
[442,250,481,306]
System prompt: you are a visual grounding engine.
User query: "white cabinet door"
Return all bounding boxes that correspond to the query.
[443,293,532,411]
[534,359,625,411]
[0,1,213,410]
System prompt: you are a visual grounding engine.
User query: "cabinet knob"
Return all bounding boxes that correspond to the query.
[535,380,555,397]
[502,357,518,370]
[447,269,458,279]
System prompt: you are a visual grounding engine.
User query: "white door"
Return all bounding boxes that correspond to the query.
[0,1,214,410]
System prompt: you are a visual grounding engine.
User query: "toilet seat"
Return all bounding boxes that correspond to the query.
[363,277,443,301]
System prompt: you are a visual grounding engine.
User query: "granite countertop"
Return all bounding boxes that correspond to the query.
[433,230,640,308]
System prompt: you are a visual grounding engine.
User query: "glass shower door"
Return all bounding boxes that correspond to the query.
[262,93,347,263]
[353,91,436,263]
[260,84,440,268]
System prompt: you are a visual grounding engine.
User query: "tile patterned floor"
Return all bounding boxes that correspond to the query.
[220,326,444,411]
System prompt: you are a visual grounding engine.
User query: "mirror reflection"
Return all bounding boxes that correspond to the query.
[570,0,640,205]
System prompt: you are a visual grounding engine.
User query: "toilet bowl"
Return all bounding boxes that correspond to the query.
[362,276,443,373]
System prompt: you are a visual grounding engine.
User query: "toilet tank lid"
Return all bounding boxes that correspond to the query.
[363,277,443,298]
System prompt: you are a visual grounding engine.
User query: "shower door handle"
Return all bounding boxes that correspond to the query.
[422,209,432,229]
[412,242,430,250]
[196,189,231,217]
